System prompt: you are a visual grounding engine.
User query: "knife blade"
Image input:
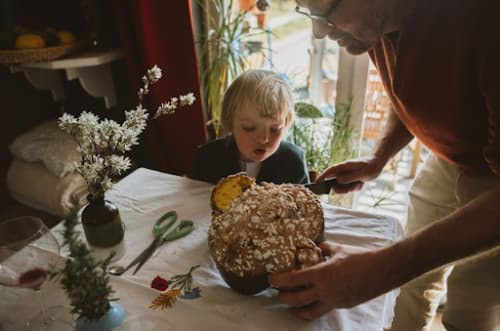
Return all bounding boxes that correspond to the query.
[304,177,343,195]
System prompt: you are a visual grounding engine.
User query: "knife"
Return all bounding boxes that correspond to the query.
[304,177,345,195]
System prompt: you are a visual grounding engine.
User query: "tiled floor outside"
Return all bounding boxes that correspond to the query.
[353,143,418,226]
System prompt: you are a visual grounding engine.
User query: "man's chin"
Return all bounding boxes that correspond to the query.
[344,40,376,55]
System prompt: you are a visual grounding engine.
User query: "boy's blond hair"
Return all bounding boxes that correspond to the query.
[221,69,294,134]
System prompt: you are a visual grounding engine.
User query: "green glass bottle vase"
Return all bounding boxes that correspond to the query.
[81,197,124,248]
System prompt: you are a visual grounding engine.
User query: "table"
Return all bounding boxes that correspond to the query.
[0,168,403,331]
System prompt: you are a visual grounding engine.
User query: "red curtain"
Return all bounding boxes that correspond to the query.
[114,0,207,175]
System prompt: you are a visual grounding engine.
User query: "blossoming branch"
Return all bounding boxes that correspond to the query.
[58,65,195,201]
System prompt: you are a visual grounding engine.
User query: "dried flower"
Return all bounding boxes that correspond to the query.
[151,276,169,291]
[149,289,181,310]
[168,265,200,293]
[149,265,201,311]
[58,66,195,201]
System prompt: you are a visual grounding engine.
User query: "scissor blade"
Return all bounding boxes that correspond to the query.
[132,237,162,275]
[118,237,158,275]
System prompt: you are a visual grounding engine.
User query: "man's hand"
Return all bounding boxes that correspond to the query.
[315,156,386,193]
[268,242,395,320]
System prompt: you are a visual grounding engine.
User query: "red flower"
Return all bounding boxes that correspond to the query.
[151,276,169,291]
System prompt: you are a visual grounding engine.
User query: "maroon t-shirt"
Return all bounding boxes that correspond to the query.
[369,0,500,176]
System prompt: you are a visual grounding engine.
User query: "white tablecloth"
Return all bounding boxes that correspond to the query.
[0,168,403,331]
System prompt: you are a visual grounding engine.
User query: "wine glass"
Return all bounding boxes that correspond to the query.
[0,216,73,330]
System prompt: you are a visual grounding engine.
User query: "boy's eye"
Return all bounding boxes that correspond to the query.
[242,126,255,132]
[270,126,283,133]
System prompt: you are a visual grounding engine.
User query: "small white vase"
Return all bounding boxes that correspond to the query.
[75,301,125,331]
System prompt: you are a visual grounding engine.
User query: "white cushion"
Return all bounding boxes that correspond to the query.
[9,119,81,178]
[7,158,88,217]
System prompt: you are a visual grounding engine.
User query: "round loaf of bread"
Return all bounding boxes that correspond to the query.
[208,181,324,295]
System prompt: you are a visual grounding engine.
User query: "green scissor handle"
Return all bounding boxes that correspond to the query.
[152,210,178,236]
[161,219,195,242]
[152,210,195,241]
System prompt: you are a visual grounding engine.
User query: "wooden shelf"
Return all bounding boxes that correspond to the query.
[10,49,123,108]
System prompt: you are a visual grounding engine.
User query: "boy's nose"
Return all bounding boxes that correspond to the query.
[256,130,270,144]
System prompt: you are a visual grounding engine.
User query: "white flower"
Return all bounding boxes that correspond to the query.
[108,155,131,176]
[124,105,148,132]
[59,65,195,200]
[155,100,177,118]
[147,65,162,82]
[58,113,78,134]
[180,93,196,106]
[100,177,113,192]
[76,155,105,184]
[154,94,196,118]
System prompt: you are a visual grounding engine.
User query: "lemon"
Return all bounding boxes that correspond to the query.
[56,31,76,45]
[15,34,45,49]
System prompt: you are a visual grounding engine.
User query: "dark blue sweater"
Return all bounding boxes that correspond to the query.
[191,136,310,185]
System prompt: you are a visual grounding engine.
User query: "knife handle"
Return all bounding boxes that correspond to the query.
[324,177,363,190]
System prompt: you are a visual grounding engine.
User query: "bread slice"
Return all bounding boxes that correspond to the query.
[210,172,255,215]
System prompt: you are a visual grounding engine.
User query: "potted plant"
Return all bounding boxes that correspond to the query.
[197,0,265,136]
[254,0,271,28]
[49,210,124,331]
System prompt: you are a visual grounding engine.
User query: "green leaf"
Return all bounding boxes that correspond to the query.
[294,102,323,118]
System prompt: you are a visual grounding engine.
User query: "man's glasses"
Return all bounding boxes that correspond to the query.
[295,1,341,30]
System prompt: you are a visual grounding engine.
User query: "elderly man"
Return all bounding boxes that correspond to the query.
[269,0,500,330]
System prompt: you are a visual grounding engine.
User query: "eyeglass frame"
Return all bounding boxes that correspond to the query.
[295,0,342,30]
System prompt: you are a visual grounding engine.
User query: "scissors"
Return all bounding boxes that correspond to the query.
[122,210,195,275]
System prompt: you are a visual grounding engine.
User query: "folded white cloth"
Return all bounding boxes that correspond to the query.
[8,119,80,178]
[7,158,88,217]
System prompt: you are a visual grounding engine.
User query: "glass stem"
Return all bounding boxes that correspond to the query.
[35,288,53,329]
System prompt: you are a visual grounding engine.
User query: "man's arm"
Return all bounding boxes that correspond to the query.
[268,183,500,320]
[387,182,500,284]
[372,106,414,169]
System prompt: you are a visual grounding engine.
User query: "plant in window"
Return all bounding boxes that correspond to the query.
[290,102,331,178]
[197,0,265,136]
[289,100,357,182]
[329,100,357,165]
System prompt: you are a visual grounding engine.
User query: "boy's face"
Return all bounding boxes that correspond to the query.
[232,107,288,163]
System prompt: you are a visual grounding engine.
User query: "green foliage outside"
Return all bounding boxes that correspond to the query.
[198,0,266,136]
[290,100,357,175]
[329,100,357,166]
[290,102,331,172]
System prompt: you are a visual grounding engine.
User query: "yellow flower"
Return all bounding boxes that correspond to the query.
[149,289,181,310]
